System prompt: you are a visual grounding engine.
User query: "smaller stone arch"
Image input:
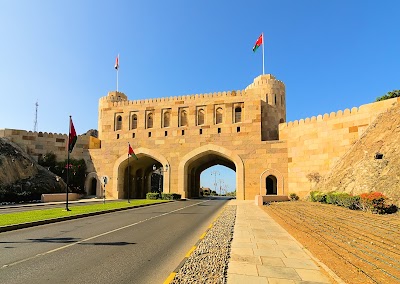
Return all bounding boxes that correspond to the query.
[259,168,285,196]
[84,172,100,196]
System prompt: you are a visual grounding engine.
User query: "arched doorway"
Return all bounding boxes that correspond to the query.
[90,178,97,195]
[266,175,277,195]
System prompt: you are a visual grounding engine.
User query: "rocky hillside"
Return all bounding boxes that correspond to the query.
[315,103,400,205]
[0,138,66,202]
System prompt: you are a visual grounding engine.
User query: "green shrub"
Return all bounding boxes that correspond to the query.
[338,194,360,210]
[146,192,160,200]
[310,191,326,203]
[289,193,299,201]
[171,193,182,200]
[325,192,340,204]
[160,193,182,200]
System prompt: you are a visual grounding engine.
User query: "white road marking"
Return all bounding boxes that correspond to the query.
[1,200,210,269]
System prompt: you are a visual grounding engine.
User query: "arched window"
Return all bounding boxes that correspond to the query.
[163,111,170,128]
[198,109,205,125]
[131,114,137,129]
[234,107,242,123]
[216,108,223,124]
[115,115,122,130]
[180,110,188,126]
[147,113,153,129]
[279,118,285,123]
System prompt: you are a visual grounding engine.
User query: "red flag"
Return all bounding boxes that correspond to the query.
[114,55,119,70]
[128,143,138,160]
[68,117,77,153]
[252,34,263,52]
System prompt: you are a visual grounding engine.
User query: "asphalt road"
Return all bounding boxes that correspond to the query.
[0,198,229,284]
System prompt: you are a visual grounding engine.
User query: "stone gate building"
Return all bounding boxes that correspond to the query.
[2,74,398,200]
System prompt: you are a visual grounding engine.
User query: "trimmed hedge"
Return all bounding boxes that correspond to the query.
[146,192,182,200]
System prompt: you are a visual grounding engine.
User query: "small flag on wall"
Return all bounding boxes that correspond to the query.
[252,34,263,52]
[114,55,119,70]
[68,117,77,153]
[128,143,138,160]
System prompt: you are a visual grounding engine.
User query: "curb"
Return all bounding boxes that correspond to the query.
[0,201,172,233]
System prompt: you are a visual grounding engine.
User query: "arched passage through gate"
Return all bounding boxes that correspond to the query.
[178,144,244,199]
[112,148,170,199]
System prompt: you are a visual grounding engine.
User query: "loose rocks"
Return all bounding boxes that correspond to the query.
[171,205,236,284]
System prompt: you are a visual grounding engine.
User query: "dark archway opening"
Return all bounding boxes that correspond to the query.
[90,178,97,196]
[187,152,236,199]
[266,175,277,195]
[122,157,166,199]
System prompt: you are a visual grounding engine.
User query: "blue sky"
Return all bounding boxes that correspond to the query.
[0,1,398,193]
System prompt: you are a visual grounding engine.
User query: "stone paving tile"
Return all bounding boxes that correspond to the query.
[230,253,262,265]
[256,243,280,249]
[267,278,296,284]
[251,238,278,245]
[295,268,331,283]
[282,250,311,259]
[230,247,254,256]
[231,242,258,248]
[259,256,285,267]
[282,258,319,270]
[257,266,302,280]
[227,273,268,284]
[253,248,286,258]
[228,261,258,276]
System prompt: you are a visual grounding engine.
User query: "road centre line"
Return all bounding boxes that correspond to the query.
[1,200,210,269]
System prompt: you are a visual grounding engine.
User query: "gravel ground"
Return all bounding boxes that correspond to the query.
[171,205,236,284]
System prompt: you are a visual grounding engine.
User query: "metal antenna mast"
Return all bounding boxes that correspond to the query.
[34,100,38,132]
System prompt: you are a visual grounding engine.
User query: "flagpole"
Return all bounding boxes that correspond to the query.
[127,143,130,203]
[65,116,71,211]
[262,32,265,75]
[116,54,119,92]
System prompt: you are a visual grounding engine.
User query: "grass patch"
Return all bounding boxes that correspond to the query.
[0,200,169,227]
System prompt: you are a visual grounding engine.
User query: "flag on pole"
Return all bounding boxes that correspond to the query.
[68,117,77,153]
[128,143,138,160]
[252,34,263,52]
[114,55,119,70]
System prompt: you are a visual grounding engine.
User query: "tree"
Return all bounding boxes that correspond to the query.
[375,90,400,102]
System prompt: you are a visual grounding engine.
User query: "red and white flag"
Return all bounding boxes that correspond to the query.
[114,55,119,70]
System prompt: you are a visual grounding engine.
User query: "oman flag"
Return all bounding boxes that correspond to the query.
[128,143,138,160]
[252,34,263,52]
[68,117,77,153]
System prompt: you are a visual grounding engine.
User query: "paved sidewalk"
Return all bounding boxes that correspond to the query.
[227,200,340,284]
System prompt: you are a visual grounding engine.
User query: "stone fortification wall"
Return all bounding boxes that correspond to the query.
[0,129,100,172]
[280,97,399,197]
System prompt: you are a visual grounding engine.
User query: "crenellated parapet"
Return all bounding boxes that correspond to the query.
[280,97,399,129]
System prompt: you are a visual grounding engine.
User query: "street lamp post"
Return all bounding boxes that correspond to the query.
[211,170,220,196]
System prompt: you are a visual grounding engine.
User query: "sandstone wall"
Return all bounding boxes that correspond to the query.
[0,129,100,173]
[280,97,399,197]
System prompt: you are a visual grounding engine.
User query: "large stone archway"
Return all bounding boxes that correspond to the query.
[112,147,170,199]
[178,144,244,199]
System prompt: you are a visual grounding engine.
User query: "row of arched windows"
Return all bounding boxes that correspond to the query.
[115,106,243,131]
